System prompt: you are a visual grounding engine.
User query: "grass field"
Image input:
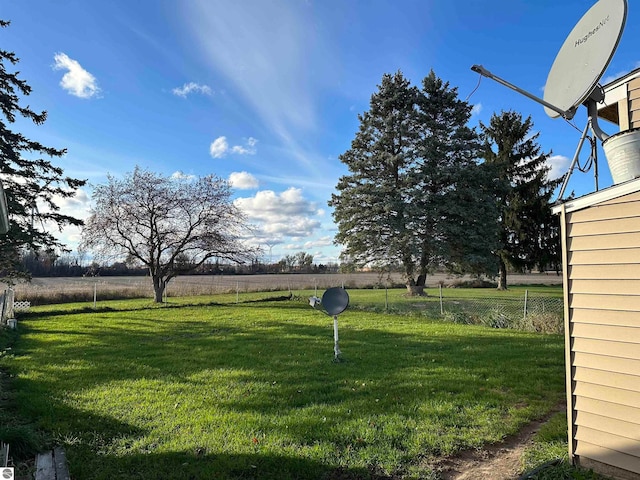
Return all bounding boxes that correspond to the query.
[2,293,566,479]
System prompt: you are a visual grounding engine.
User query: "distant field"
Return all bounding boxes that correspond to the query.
[9,272,563,305]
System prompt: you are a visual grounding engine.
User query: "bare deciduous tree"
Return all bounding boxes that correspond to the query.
[81,167,256,302]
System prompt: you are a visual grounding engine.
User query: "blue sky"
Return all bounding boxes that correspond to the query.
[3,0,639,264]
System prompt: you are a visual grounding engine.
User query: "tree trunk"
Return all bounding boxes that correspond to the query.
[407,273,428,296]
[497,257,508,291]
[152,275,166,303]
[406,284,426,296]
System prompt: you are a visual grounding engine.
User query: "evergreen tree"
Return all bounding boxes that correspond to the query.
[480,111,560,289]
[409,71,498,289]
[330,71,420,287]
[0,20,86,279]
[330,71,498,294]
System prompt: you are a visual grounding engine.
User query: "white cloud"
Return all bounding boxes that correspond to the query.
[229,171,259,189]
[231,137,258,155]
[209,136,229,158]
[547,154,571,180]
[234,187,320,238]
[172,82,213,98]
[210,136,257,158]
[471,103,482,116]
[39,188,92,251]
[303,236,333,249]
[171,171,197,181]
[55,188,91,216]
[52,53,101,99]
[282,237,332,251]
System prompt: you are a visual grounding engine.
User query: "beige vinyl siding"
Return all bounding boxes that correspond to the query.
[629,78,640,130]
[597,190,640,206]
[570,267,640,282]
[573,338,640,361]
[619,98,631,132]
[564,188,640,476]
[576,442,640,475]
[574,352,640,376]
[569,232,640,251]
[567,217,640,237]
[569,249,640,265]
[571,308,640,326]
[574,397,640,424]
[574,367,640,392]
[629,112,640,129]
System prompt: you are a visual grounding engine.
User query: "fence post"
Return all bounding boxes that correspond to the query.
[439,285,444,315]
[0,290,6,326]
[385,285,389,313]
[5,288,14,321]
[523,289,529,321]
[236,281,239,303]
[1,442,8,467]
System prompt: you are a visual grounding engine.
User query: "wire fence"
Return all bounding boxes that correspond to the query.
[343,289,565,334]
[435,293,564,333]
[7,274,564,333]
[9,273,401,305]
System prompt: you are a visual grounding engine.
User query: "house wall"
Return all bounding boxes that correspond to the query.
[561,189,640,478]
[629,78,640,130]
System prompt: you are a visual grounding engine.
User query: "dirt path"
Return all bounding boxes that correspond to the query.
[433,403,566,480]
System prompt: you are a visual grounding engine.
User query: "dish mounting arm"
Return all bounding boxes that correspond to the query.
[556,98,610,201]
[471,65,577,120]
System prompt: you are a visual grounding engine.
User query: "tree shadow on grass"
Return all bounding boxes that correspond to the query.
[66,450,392,480]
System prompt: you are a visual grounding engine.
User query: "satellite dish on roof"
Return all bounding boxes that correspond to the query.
[544,0,627,119]
[470,0,632,199]
[322,287,349,316]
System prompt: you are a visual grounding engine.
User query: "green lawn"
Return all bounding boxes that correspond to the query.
[4,294,565,479]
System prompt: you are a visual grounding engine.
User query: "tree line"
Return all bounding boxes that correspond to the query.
[18,249,340,278]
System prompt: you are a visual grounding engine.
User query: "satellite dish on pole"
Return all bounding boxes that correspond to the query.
[470,0,632,199]
[322,287,349,316]
[309,287,350,361]
[543,0,627,119]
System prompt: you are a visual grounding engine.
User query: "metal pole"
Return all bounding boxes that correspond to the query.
[557,120,592,201]
[593,136,599,192]
[333,315,341,360]
[94,283,97,308]
[524,289,529,321]
[439,285,444,315]
[385,286,389,313]
[470,65,572,118]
